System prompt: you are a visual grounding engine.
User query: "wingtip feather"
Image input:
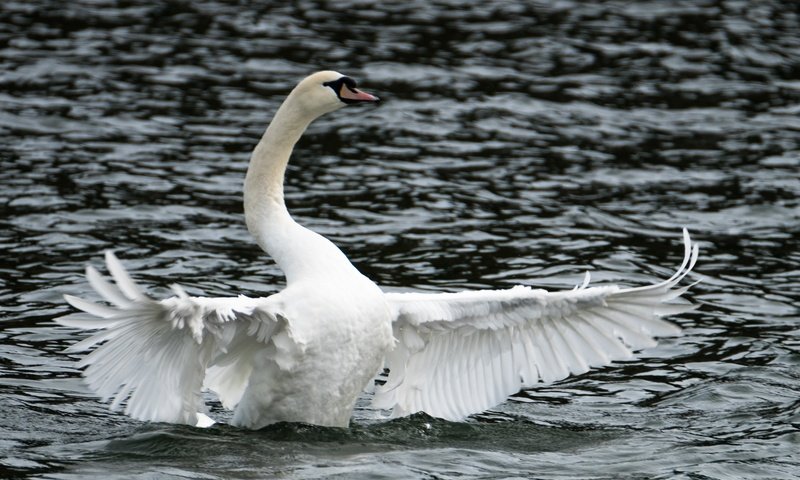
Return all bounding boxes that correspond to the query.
[63,294,117,318]
[104,250,146,301]
[86,264,132,307]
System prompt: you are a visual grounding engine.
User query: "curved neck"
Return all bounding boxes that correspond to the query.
[244,93,360,286]
[244,94,312,218]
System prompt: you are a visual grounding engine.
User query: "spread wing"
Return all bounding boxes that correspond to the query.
[375,229,699,420]
[57,252,295,426]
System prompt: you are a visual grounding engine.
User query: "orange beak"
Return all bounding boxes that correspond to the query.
[339,86,380,103]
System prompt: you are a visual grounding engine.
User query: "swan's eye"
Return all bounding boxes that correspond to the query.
[323,77,356,95]
[342,77,358,90]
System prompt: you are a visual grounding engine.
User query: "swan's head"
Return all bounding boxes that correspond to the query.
[289,71,379,118]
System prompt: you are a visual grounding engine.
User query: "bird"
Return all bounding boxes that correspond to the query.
[57,70,699,429]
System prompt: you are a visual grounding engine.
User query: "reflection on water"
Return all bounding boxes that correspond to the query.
[1,0,799,478]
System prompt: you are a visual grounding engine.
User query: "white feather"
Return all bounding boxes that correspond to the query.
[375,230,699,420]
[57,252,287,426]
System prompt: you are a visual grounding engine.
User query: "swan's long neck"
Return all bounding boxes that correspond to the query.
[244,94,312,222]
[243,94,360,284]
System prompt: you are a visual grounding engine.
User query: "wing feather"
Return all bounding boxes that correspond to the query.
[104,251,147,301]
[518,327,540,384]
[376,229,699,420]
[86,265,133,307]
[57,252,288,426]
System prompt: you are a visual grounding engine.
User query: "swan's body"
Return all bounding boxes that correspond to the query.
[58,71,699,429]
[234,72,393,427]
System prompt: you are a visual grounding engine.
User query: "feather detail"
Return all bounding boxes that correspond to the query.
[57,251,289,425]
[376,230,699,420]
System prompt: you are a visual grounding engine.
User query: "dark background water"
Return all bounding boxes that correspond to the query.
[1,0,799,478]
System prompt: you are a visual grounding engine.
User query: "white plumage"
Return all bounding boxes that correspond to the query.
[57,71,699,429]
[375,231,698,420]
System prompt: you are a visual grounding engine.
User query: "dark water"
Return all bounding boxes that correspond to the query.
[2,0,799,478]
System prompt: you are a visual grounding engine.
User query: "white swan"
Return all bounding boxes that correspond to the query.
[57,71,699,429]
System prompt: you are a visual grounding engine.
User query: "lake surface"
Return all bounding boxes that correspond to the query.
[1,0,799,478]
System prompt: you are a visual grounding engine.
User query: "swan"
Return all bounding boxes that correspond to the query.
[57,71,699,429]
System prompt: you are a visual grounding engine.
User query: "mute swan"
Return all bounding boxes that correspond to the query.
[58,71,699,429]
